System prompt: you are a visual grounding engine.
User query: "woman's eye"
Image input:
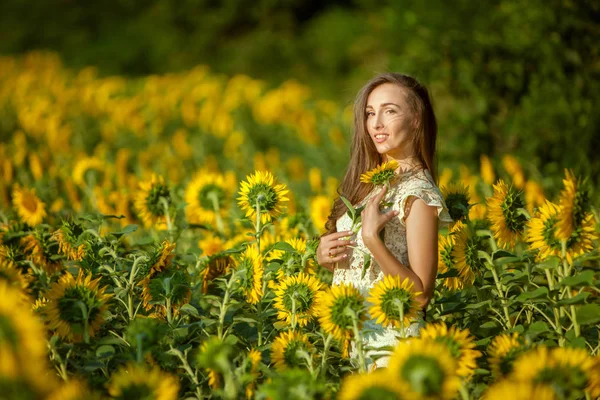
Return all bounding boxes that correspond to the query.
[366,111,375,117]
[386,109,395,114]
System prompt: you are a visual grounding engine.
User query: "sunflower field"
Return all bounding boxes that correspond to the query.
[1,52,600,400]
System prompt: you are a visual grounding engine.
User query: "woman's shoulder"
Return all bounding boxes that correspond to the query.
[390,168,437,194]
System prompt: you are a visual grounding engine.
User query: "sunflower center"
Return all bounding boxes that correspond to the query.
[0,315,20,348]
[58,285,102,326]
[358,387,402,400]
[535,366,588,394]
[499,347,523,376]
[21,193,39,213]
[246,183,279,212]
[198,184,226,210]
[464,237,484,271]
[283,339,308,368]
[445,193,470,222]
[369,170,396,186]
[501,190,527,233]
[542,216,562,251]
[434,337,461,359]
[282,283,314,314]
[379,288,412,320]
[330,295,363,329]
[441,243,455,269]
[572,186,589,227]
[401,355,445,396]
[118,383,155,400]
[145,184,171,217]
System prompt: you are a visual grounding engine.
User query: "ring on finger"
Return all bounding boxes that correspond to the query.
[328,249,334,258]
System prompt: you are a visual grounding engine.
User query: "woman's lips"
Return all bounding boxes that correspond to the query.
[374,134,389,143]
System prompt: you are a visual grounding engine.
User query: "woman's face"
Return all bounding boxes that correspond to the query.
[365,83,416,160]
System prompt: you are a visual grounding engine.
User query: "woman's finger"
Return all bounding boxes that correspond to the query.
[327,230,354,242]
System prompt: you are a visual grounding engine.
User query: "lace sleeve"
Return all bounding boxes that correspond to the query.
[397,187,453,227]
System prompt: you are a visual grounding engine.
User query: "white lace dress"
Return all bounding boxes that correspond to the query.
[332,169,453,368]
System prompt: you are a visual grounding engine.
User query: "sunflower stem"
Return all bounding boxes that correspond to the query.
[561,239,580,338]
[458,383,471,400]
[160,197,174,241]
[208,191,225,234]
[488,263,512,329]
[291,294,297,330]
[320,334,333,378]
[75,301,90,344]
[255,195,263,253]
[544,268,563,336]
[218,273,236,340]
[349,311,366,373]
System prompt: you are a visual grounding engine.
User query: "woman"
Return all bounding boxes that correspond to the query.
[316,73,452,367]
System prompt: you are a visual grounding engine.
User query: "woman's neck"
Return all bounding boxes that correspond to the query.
[385,154,423,172]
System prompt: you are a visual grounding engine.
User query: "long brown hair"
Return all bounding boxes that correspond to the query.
[324,73,438,235]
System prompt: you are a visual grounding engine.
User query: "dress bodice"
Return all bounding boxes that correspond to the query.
[331,168,453,368]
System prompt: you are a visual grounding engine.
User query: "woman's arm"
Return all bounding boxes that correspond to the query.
[361,188,439,309]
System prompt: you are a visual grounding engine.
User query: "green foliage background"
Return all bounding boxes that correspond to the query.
[1,0,598,188]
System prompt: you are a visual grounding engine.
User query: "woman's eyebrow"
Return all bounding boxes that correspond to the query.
[365,102,401,109]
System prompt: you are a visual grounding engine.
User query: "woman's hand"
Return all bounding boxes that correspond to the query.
[316,230,356,272]
[361,186,399,246]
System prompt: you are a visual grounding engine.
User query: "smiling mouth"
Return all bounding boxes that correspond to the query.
[374,134,389,142]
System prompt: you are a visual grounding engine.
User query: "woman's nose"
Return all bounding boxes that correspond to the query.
[371,114,383,130]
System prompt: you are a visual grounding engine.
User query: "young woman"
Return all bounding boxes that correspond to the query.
[316,73,453,367]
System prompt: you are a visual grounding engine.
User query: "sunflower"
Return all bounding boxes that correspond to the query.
[237,170,289,224]
[12,185,46,226]
[22,232,61,274]
[0,260,31,300]
[484,380,557,400]
[419,322,482,380]
[437,222,473,290]
[53,221,87,261]
[200,254,234,294]
[524,180,545,213]
[338,370,416,400]
[72,156,107,187]
[47,380,97,400]
[441,182,470,224]
[555,170,582,240]
[526,200,596,264]
[501,154,525,189]
[487,332,528,378]
[274,237,317,275]
[480,154,495,186]
[511,346,600,399]
[271,330,313,371]
[198,235,226,257]
[196,336,234,389]
[139,241,191,316]
[360,160,399,186]
[273,272,323,327]
[235,245,264,304]
[367,275,421,329]
[316,283,366,342]
[185,170,232,228]
[45,269,112,342]
[245,348,262,399]
[134,174,172,230]
[0,281,53,394]
[310,195,331,234]
[486,180,527,248]
[107,363,179,400]
[451,224,481,284]
[387,338,460,399]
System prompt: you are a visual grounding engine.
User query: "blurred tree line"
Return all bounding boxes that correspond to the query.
[1,0,599,186]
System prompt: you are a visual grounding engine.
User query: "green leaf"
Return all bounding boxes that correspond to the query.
[478,250,493,265]
[527,321,550,334]
[96,345,115,359]
[179,304,200,318]
[576,304,600,325]
[555,292,590,306]
[272,242,297,253]
[110,224,138,238]
[340,196,356,219]
[492,250,516,259]
[479,321,498,329]
[465,300,492,310]
[516,287,549,301]
[558,270,596,288]
[361,253,371,280]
